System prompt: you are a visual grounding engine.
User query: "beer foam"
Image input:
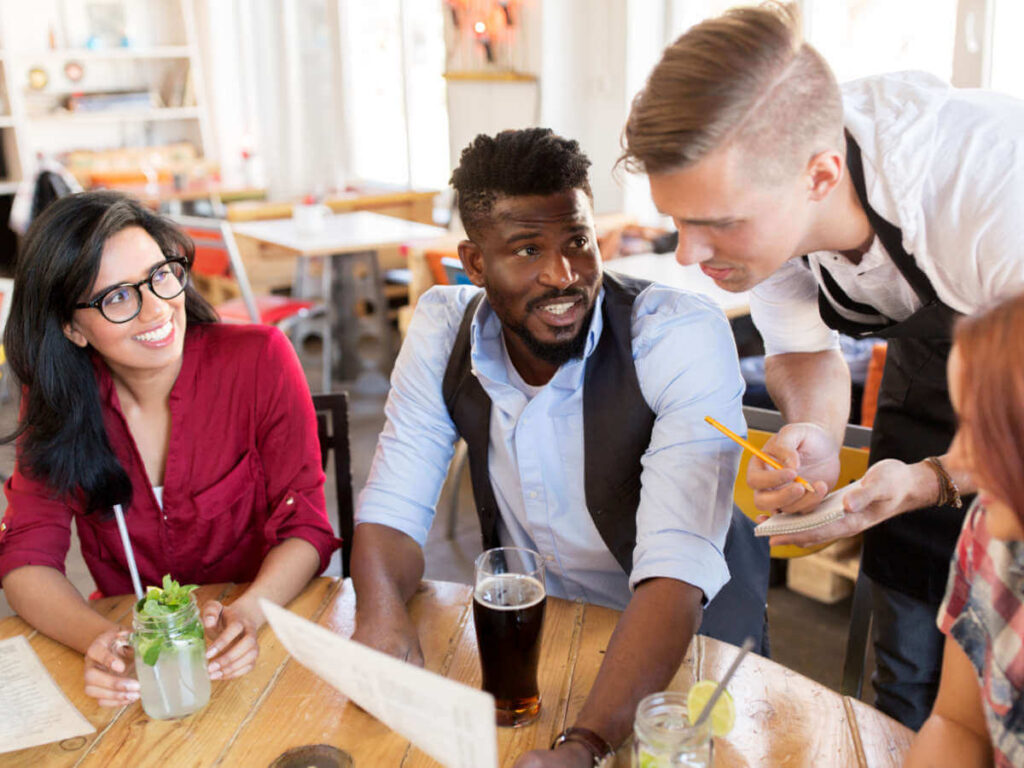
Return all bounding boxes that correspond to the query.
[474,574,545,610]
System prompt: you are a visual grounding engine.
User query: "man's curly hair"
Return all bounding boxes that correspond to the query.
[450,128,592,241]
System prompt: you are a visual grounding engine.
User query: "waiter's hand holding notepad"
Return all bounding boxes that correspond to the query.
[754,481,862,537]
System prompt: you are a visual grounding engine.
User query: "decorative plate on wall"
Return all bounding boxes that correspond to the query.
[27,66,49,90]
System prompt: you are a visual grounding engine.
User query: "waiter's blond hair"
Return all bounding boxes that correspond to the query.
[621,2,843,182]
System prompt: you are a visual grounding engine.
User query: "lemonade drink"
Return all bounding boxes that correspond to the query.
[633,691,712,768]
[131,576,211,719]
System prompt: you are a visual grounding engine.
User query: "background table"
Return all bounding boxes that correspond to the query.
[232,212,447,388]
[606,253,751,319]
[0,578,912,767]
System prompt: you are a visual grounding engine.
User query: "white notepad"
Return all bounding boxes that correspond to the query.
[754,480,862,537]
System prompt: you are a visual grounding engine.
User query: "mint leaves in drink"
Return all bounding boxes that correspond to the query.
[135,575,202,666]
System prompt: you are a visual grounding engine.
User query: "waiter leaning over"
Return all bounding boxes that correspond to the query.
[620,1,1024,730]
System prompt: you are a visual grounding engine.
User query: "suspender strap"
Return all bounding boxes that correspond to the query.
[440,291,502,549]
[844,131,939,306]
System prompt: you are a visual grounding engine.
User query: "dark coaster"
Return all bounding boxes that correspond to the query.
[268,744,353,768]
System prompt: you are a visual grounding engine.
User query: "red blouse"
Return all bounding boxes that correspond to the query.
[0,323,340,596]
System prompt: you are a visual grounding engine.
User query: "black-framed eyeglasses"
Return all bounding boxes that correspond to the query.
[74,258,190,324]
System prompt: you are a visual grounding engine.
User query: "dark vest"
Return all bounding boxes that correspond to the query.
[441,272,655,574]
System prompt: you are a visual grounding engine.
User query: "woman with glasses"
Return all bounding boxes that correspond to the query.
[0,192,339,707]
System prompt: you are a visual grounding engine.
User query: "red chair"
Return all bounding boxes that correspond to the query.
[174,216,332,393]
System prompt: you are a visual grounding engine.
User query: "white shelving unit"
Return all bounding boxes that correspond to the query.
[0,0,214,194]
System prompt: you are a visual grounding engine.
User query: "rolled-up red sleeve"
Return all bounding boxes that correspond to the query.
[254,328,342,572]
[0,467,74,582]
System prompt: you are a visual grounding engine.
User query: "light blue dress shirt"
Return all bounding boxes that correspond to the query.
[356,280,745,611]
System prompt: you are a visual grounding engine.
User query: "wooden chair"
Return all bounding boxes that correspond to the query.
[312,392,354,578]
[173,215,332,394]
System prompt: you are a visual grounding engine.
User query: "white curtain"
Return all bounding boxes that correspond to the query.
[194,0,449,201]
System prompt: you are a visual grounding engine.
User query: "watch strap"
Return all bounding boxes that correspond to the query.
[551,726,614,766]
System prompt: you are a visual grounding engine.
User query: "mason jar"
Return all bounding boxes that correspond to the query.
[633,691,712,768]
[131,594,211,719]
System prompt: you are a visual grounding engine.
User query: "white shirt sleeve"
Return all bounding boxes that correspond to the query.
[749,260,841,356]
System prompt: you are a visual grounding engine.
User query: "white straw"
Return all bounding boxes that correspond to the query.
[113,504,144,601]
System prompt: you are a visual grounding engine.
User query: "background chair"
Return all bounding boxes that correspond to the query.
[312,392,354,579]
[734,406,871,559]
[174,215,332,393]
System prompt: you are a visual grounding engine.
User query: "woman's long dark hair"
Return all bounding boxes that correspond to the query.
[3,191,219,513]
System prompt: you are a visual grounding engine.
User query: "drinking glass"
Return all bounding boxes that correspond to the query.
[473,546,546,727]
[633,691,712,767]
[131,594,211,719]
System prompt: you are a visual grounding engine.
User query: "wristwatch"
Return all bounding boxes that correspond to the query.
[551,726,615,766]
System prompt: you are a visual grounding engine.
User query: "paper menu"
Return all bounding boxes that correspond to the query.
[0,635,95,755]
[754,480,863,537]
[260,599,498,768]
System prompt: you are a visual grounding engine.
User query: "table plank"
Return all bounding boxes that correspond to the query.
[75,581,333,768]
[216,579,472,768]
[701,638,861,767]
[0,593,136,768]
[0,615,33,641]
[845,697,914,768]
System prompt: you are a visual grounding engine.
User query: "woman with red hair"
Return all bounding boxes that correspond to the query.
[906,293,1024,767]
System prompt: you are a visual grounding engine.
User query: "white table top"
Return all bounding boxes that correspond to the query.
[605,252,751,318]
[231,210,449,257]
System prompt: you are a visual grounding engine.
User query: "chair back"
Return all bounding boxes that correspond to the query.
[171,215,261,324]
[312,392,354,578]
[733,406,871,559]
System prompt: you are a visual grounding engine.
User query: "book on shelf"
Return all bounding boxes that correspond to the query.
[62,90,155,113]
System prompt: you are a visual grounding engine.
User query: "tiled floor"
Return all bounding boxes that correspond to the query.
[0,340,872,703]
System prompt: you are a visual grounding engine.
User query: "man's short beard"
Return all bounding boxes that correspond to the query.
[504,303,595,367]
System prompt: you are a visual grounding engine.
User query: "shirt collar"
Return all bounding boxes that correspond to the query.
[469,287,605,392]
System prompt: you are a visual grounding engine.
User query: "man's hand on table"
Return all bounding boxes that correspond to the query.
[83,627,140,707]
[514,741,594,768]
[766,458,941,548]
[351,609,425,667]
[203,599,260,680]
[747,422,839,514]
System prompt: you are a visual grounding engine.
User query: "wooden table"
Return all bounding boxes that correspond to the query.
[0,578,913,767]
[232,212,447,388]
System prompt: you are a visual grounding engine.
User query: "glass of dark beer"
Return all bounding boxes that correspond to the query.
[473,546,547,727]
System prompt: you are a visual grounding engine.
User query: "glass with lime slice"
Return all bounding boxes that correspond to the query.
[632,691,713,767]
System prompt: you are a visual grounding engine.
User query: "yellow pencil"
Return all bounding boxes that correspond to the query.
[704,416,817,494]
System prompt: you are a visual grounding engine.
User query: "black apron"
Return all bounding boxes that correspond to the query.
[811,133,967,606]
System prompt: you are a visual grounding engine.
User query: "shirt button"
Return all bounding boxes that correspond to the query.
[286,497,295,506]
[528,491,538,499]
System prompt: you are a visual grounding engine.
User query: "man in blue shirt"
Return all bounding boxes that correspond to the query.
[351,128,767,767]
